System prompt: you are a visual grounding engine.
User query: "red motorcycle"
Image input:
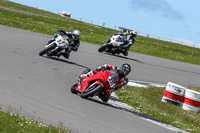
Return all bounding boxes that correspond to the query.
[71,69,119,101]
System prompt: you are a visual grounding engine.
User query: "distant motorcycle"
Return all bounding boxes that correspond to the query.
[39,32,69,57]
[98,35,126,55]
[71,68,119,101]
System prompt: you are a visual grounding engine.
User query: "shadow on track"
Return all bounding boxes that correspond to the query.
[104,52,200,75]
[103,53,144,64]
[43,56,89,69]
[86,96,161,123]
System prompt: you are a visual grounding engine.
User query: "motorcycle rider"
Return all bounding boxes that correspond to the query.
[79,63,131,102]
[107,30,137,56]
[48,29,81,59]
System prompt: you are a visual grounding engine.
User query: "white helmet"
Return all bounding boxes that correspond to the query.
[72,30,80,40]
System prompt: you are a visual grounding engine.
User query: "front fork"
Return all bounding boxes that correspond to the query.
[50,47,61,55]
[45,41,62,56]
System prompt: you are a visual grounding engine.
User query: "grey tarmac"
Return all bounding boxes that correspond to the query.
[1,25,198,133]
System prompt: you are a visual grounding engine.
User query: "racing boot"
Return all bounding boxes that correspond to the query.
[65,48,71,59]
[57,52,69,59]
[122,48,128,56]
[57,52,62,58]
[100,91,110,102]
[65,52,70,59]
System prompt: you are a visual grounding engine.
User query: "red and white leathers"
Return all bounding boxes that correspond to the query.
[97,64,128,88]
[80,64,129,102]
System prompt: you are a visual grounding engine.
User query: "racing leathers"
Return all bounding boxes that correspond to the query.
[79,64,129,102]
[49,29,80,59]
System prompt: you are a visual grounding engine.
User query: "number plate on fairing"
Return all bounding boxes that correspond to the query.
[108,76,115,88]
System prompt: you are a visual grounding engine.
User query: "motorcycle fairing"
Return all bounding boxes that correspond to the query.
[75,71,113,93]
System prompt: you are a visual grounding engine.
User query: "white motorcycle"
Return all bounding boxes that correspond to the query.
[98,35,126,55]
[39,32,69,57]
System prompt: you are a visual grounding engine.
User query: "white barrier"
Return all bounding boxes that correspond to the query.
[162,82,200,112]
[61,11,71,18]
[181,89,200,112]
[162,82,185,106]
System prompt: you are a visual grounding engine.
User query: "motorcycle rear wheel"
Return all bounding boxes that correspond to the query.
[98,45,108,52]
[80,84,103,98]
[39,43,56,56]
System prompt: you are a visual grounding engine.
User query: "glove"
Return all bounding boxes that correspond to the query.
[79,73,89,80]
[58,29,66,35]
[93,70,97,74]
[101,66,106,71]
[96,66,106,71]
[96,66,102,71]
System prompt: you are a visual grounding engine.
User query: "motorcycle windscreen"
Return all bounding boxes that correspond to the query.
[110,70,119,82]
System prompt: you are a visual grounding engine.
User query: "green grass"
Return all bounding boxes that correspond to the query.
[132,36,200,65]
[0,8,116,45]
[0,110,72,133]
[116,87,200,133]
[0,1,200,131]
[0,0,200,65]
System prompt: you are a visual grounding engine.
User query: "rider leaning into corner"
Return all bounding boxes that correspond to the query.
[48,29,81,59]
[107,30,137,56]
[79,63,131,102]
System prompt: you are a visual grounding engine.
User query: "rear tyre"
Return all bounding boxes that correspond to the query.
[80,84,103,98]
[111,52,116,55]
[39,43,56,56]
[71,83,79,94]
[98,45,108,52]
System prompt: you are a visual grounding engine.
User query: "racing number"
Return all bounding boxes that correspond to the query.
[108,76,115,88]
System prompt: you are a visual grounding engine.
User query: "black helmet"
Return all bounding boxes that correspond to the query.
[120,63,131,76]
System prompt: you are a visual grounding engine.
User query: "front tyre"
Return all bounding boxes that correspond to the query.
[80,84,103,98]
[39,43,56,56]
[71,83,79,94]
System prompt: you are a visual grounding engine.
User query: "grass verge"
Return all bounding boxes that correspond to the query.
[0,0,61,19]
[0,0,200,65]
[116,87,200,133]
[0,110,73,133]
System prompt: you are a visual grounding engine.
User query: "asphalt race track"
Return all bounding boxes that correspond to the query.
[1,25,200,133]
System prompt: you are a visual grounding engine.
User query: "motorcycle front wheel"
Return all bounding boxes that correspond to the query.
[80,84,103,98]
[39,43,56,56]
[71,82,79,94]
